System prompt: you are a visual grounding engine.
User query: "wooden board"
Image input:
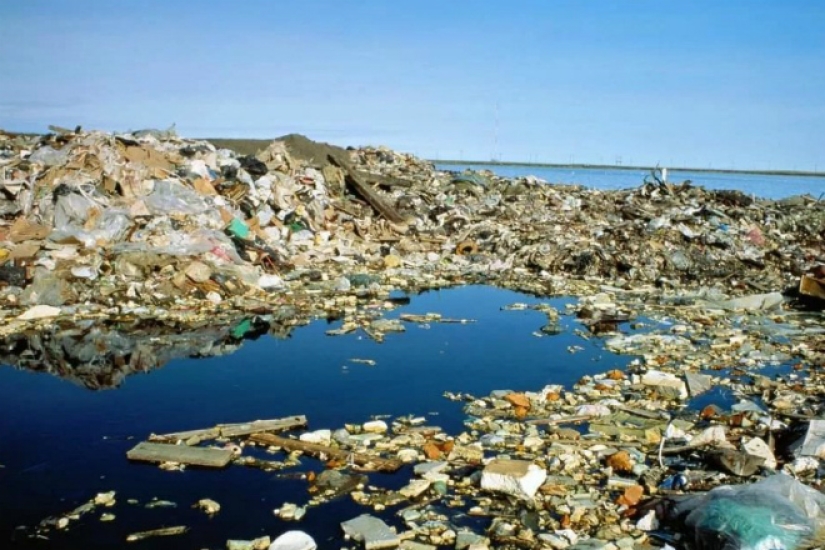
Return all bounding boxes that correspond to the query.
[249,433,402,473]
[218,415,307,438]
[126,442,233,468]
[150,428,220,444]
[326,154,411,227]
[151,415,307,444]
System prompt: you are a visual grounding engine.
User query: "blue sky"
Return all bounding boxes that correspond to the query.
[1,1,823,170]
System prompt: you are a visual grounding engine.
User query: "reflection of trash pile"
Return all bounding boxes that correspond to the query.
[0,126,824,331]
[0,315,284,389]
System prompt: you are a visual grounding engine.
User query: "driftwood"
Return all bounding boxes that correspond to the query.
[249,433,403,473]
[126,442,233,468]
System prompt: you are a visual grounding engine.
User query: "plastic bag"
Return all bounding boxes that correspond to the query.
[50,190,132,247]
[144,179,210,215]
[53,193,97,230]
[112,228,243,264]
[27,145,70,166]
[669,474,825,550]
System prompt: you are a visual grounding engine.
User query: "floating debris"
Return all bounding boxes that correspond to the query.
[126,525,188,542]
[195,498,221,515]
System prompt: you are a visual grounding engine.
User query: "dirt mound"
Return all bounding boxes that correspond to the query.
[274,133,351,169]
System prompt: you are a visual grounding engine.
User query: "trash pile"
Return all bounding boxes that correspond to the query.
[1,127,824,336]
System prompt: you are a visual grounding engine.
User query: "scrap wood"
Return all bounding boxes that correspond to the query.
[327,154,411,227]
[218,415,307,438]
[526,414,593,426]
[346,171,411,227]
[548,438,645,448]
[249,432,403,473]
[151,415,308,444]
[358,170,413,189]
[126,525,188,542]
[614,405,669,420]
[150,427,219,444]
[126,441,233,468]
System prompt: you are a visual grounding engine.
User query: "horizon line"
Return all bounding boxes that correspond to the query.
[432,159,825,178]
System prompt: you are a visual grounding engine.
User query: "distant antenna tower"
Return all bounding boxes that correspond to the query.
[492,101,500,162]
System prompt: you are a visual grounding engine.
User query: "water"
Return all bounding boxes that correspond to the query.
[0,286,639,549]
[436,163,825,200]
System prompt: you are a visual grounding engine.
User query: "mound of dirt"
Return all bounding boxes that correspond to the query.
[274,133,352,169]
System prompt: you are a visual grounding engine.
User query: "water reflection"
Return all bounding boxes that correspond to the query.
[0,316,288,390]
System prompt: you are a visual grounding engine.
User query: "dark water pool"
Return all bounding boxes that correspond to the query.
[0,286,642,549]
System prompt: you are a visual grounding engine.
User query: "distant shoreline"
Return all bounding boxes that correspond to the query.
[5,132,820,178]
[433,159,825,178]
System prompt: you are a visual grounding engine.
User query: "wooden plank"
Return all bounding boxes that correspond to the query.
[346,171,410,226]
[614,405,669,420]
[126,442,233,468]
[526,414,593,426]
[218,415,307,438]
[150,428,220,444]
[327,155,411,227]
[126,526,188,542]
[249,433,402,473]
[151,415,307,444]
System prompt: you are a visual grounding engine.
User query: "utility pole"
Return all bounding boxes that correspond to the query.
[492,101,500,162]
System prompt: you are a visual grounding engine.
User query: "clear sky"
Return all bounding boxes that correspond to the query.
[1,1,823,170]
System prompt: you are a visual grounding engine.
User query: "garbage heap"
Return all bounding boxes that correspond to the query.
[0,128,823,330]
